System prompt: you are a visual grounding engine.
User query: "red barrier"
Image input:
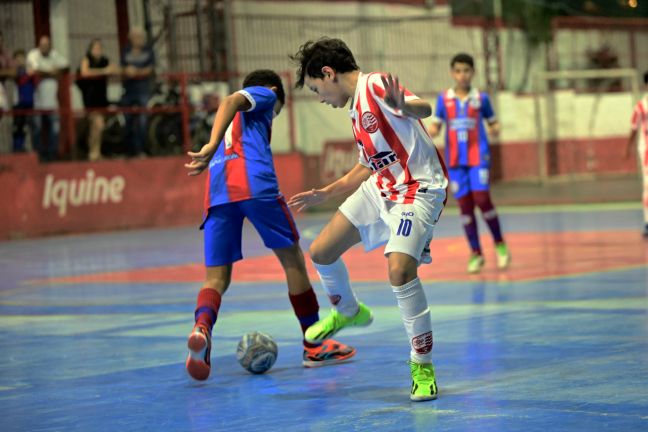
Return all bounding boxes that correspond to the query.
[0,152,306,240]
[6,70,297,158]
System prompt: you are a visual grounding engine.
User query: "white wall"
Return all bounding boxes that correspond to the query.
[289,88,639,157]
[231,0,485,93]
[498,90,636,144]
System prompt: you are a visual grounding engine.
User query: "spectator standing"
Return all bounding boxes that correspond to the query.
[12,50,36,152]
[0,31,13,114]
[120,27,155,157]
[27,35,68,161]
[78,39,116,161]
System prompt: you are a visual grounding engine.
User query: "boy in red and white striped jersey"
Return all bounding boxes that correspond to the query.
[627,71,648,237]
[289,37,448,401]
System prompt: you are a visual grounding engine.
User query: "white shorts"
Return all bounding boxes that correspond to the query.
[339,180,446,262]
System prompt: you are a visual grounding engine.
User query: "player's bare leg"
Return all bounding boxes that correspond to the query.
[388,252,437,401]
[273,243,312,296]
[305,211,373,344]
[309,210,362,265]
[186,265,232,381]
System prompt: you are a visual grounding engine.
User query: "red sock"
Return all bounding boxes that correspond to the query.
[457,194,481,254]
[289,288,320,348]
[473,191,504,244]
[194,288,222,332]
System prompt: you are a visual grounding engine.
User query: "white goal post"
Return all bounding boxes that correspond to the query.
[533,68,641,183]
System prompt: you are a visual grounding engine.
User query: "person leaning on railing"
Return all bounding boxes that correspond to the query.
[120,27,155,158]
[26,35,68,162]
[0,31,13,119]
[11,49,36,153]
[77,39,119,161]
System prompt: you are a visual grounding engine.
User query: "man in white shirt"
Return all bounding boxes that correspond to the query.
[26,35,68,161]
[0,31,13,113]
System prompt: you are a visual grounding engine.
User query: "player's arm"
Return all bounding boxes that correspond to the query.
[480,92,500,140]
[288,163,372,212]
[428,93,445,139]
[626,129,638,159]
[185,92,252,176]
[401,98,432,119]
[627,106,640,159]
[428,122,442,138]
[381,74,431,119]
[486,120,500,140]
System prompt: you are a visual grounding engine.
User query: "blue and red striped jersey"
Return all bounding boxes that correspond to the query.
[433,88,496,168]
[204,86,280,209]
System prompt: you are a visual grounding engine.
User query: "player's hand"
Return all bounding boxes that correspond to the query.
[287,189,328,212]
[185,143,216,176]
[487,123,500,143]
[381,73,406,111]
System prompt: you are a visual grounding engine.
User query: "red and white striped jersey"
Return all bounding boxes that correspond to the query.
[631,94,648,153]
[349,72,448,204]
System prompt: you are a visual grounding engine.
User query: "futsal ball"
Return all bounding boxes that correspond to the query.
[236,331,278,374]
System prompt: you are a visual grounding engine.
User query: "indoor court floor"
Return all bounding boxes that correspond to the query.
[1,204,647,431]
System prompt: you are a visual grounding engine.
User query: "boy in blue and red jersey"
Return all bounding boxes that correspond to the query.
[184,70,355,380]
[429,53,510,274]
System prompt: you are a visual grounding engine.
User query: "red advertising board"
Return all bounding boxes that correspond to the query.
[0,152,305,240]
[320,140,357,184]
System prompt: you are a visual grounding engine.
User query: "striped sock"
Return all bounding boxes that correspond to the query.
[474,191,504,244]
[194,288,222,333]
[289,288,320,348]
[458,195,481,254]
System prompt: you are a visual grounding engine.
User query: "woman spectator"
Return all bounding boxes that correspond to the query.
[78,39,116,161]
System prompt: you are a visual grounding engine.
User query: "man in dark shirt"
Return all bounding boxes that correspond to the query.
[120,27,155,157]
[12,50,36,152]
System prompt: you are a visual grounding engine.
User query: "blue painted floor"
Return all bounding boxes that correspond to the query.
[1,204,647,431]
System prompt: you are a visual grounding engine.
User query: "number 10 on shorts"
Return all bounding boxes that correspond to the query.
[397,218,413,237]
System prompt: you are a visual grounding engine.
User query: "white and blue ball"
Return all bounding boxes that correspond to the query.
[236,331,278,374]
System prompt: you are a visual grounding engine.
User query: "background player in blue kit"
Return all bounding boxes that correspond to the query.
[429,53,511,274]
[184,69,355,381]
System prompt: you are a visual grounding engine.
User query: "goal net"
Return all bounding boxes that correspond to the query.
[532,68,641,183]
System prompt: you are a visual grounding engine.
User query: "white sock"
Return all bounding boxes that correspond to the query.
[392,277,433,363]
[312,259,359,317]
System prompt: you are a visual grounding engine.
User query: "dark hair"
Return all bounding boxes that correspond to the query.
[86,38,102,58]
[242,69,285,105]
[290,37,359,89]
[13,49,25,58]
[644,71,648,85]
[451,53,474,69]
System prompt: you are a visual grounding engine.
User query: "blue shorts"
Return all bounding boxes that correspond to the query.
[202,197,300,266]
[448,166,491,199]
